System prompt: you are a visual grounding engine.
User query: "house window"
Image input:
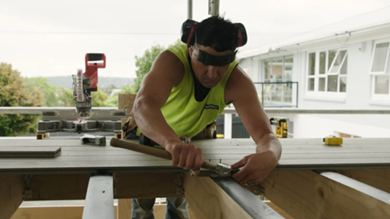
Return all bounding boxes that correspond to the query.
[264,56,293,82]
[370,40,390,97]
[307,49,348,93]
[261,56,294,105]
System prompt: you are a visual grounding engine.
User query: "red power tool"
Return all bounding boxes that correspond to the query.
[83,53,106,91]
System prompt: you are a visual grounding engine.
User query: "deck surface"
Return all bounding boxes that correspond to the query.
[0,137,389,174]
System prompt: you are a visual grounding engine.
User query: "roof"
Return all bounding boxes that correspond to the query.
[238,6,390,59]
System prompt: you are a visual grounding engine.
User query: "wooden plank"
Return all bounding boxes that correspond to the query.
[1,154,390,174]
[11,204,119,219]
[336,169,390,193]
[25,174,90,200]
[114,172,183,199]
[117,199,131,219]
[12,206,85,219]
[2,137,390,148]
[1,138,390,173]
[265,202,294,219]
[0,147,61,158]
[0,175,24,219]
[23,172,181,201]
[261,170,390,219]
[118,94,136,111]
[320,171,390,202]
[183,173,252,219]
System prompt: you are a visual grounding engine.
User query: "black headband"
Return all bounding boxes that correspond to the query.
[197,49,236,66]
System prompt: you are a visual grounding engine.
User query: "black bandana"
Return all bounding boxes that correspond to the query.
[197,49,236,66]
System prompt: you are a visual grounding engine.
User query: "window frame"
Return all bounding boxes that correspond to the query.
[369,38,390,100]
[306,48,348,94]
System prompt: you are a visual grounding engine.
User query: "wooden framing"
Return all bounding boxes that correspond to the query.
[260,170,390,219]
[19,172,181,201]
[184,173,283,219]
[183,173,253,219]
[23,174,90,200]
[114,172,183,199]
[0,175,24,219]
[336,169,390,193]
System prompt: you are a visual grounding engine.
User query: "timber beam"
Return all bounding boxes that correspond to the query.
[0,175,24,219]
[260,170,390,219]
[184,173,283,219]
[335,169,390,193]
[14,172,182,201]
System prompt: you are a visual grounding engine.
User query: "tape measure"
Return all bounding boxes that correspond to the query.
[323,136,343,146]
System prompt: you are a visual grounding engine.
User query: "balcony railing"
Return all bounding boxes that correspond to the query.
[254,81,299,108]
[1,107,390,139]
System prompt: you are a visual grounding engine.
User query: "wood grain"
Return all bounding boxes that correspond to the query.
[183,173,252,219]
[0,175,24,219]
[0,138,390,174]
[336,169,390,193]
[261,170,390,219]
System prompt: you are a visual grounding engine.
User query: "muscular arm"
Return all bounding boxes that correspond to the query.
[132,51,182,146]
[132,50,203,173]
[225,66,282,185]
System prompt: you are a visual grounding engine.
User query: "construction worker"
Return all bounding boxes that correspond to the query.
[129,16,282,219]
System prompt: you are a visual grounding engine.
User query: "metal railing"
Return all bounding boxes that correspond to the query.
[254,81,299,108]
[1,107,390,139]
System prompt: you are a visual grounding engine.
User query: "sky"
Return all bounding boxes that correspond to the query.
[1,0,390,79]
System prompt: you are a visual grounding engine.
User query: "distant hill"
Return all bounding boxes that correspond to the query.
[40,76,135,90]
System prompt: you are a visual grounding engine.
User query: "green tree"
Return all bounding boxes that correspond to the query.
[133,44,166,93]
[25,77,59,106]
[57,86,115,107]
[92,87,109,107]
[0,63,44,136]
[57,87,75,107]
[101,84,118,95]
[120,84,135,94]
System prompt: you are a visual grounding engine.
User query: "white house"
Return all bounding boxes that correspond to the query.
[237,7,390,138]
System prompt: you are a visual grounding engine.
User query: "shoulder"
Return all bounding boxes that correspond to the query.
[225,65,255,103]
[150,50,186,87]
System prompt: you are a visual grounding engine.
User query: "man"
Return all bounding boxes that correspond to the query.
[130,16,282,219]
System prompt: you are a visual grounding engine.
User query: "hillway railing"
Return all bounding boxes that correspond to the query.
[1,107,390,139]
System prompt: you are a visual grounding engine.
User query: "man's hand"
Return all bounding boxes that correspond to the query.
[231,150,277,186]
[165,142,203,176]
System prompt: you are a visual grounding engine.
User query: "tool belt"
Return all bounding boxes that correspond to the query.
[122,114,218,142]
[122,114,139,140]
[192,121,217,140]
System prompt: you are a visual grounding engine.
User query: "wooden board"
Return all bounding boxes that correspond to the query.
[336,169,390,193]
[21,172,181,201]
[183,173,253,219]
[1,137,389,219]
[0,175,24,219]
[0,137,389,174]
[0,147,61,158]
[260,170,390,219]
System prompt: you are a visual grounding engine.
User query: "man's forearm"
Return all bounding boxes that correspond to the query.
[256,133,282,160]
